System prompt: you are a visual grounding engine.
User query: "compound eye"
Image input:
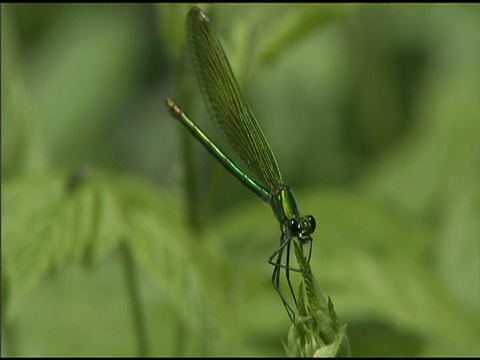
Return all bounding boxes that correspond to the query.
[308,215,316,234]
[289,218,299,233]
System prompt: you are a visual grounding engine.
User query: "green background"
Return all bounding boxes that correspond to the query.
[2,3,479,357]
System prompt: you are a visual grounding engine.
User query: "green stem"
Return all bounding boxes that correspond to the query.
[284,241,350,357]
[120,241,149,357]
[181,124,202,234]
[168,15,202,356]
[173,58,203,236]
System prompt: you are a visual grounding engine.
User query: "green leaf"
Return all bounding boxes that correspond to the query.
[213,187,480,356]
[3,171,124,313]
[283,241,350,357]
[258,5,358,65]
[357,8,480,220]
[3,170,221,356]
[436,189,480,315]
[2,5,48,175]
[303,189,480,356]
[120,202,214,355]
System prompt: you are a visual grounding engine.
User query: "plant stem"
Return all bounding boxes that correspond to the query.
[120,241,149,357]
[284,241,350,357]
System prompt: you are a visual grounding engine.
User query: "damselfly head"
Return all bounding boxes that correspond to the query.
[289,215,316,242]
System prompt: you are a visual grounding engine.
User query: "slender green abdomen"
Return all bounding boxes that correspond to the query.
[166,98,271,202]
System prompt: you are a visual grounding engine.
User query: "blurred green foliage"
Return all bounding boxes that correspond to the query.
[2,3,479,357]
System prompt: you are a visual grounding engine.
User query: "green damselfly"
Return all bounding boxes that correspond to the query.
[166,6,316,322]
